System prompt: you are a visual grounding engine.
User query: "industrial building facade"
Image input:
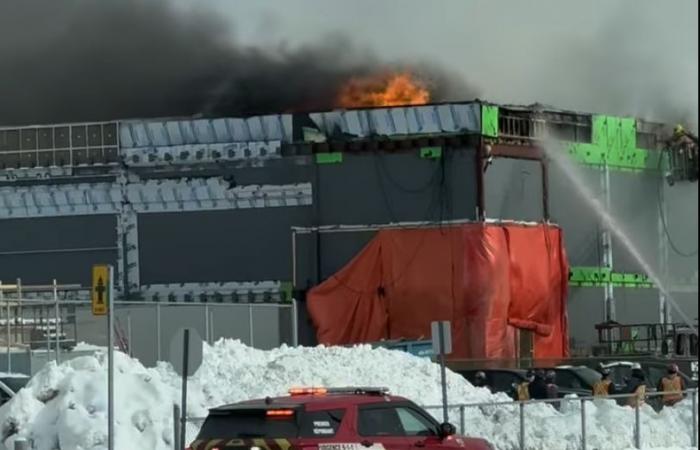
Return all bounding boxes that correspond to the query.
[0,102,697,361]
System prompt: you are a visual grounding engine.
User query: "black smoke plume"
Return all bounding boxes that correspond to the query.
[0,0,474,126]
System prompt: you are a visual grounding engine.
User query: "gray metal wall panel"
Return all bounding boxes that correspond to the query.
[567,287,605,347]
[119,115,293,148]
[310,103,480,138]
[0,250,117,285]
[549,164,601,267]
[293,231,376,287]
[0,215,116,252]
[609,172,661,275]
[484,159,544,222]
[318,150,477,226]
[663,183,698,283]
[138,207,313,284]
[0,215,117,285]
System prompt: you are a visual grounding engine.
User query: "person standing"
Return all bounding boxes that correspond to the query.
[516,369,535,401]
[592,368,616,397]
[625,365,647,407]
[529,369,549,400]
[545,370,559,399]
[657,363,685,407]
[473,371,492,392]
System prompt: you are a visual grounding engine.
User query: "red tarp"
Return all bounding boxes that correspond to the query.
[307,223,569,359]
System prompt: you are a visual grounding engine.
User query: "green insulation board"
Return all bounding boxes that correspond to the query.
[481,105,499,138]
[315,152,343,165]
[569,266,654,288]
[566,115,660,171]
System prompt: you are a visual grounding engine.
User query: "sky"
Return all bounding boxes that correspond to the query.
[198,0,699,126]
[0,0,697,126]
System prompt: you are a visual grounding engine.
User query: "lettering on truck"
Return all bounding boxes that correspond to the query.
[319,444,387,450]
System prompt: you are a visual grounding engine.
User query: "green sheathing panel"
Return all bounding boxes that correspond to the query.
[420,146,442,159]
[280,281,293,303]
[481,105,499,138]
[567,115,660,171]
[315,152,343,164]
[569,266,654,288]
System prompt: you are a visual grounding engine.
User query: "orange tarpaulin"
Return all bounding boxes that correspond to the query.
[307,223,569,359]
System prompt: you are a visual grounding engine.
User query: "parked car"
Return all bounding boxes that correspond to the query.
[458,369,527,399]
[0,375,30,407]
[188,386,495,450]
[460,367,601,399]
[599,361,696,392]
[548,366,602,396]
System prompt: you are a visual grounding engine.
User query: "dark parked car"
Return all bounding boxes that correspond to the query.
[0,375,30,407]
[459,369,527,399]
[549,366,602,395]
[460,366,601,399]
[600,361,696,392]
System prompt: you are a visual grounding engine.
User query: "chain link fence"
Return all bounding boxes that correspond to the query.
[181,389,698,450]
[1,282,297,373]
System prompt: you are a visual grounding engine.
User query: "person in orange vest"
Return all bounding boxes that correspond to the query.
[657,363,686,407]
[516,369,535,401]
[592,367,616,397]
[625,365,647,407]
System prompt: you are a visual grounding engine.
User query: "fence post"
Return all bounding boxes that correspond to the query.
[173,404,180,450]
[204,304,210,344]
[127,312,133,358]
[248,304,254,347]
[692,389,697,448]
[291,300,299,347]
[3,282,11,373]
[519,402,525,450]
[580,398,586,450]
[459,405,465,435]
[209,310,215,345]
[634,400,641,449]
[156,303,162,362]
[53,278,60,364]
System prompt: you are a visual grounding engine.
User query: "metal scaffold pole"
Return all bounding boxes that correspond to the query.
[601,163,616,322]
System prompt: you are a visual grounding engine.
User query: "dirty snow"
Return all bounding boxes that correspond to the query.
[0,340,695,450]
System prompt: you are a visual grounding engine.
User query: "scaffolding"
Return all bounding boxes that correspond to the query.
[0,279,81,372]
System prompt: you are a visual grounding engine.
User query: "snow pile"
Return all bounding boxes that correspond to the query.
[0,340,696,450]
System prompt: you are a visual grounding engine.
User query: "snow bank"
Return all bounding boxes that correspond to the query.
[0,340,695,450]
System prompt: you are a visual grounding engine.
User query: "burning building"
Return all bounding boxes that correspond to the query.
[0,94,697,365]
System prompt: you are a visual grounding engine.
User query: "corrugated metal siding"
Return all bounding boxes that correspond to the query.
[309,103,481,138]
[119,115,294,148]
[0,180,312,218]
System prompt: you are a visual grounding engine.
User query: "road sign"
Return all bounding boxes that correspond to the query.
[170,328,204,450]
[431,320,452,355]
[91,265,109,316]
[169,328,203,377]
[91,264,115,450]
[431,320,452,424]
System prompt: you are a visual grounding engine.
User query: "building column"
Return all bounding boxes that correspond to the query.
[601,163,616,321]
[115,169,140,298]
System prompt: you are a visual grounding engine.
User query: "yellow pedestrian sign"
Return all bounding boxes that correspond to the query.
[92,264,110,316]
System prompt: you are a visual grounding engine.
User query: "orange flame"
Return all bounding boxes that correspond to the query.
[336,72,431,108]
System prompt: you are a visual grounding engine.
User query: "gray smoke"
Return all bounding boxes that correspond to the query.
[0,0,474,126]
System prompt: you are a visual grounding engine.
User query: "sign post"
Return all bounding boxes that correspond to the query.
[92,264,113,450]
[170,328,203,450]
[431,321,452,424]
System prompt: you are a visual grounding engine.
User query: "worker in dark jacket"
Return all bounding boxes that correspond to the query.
[473,371,491,392]
[625,365,647,407]
[657,363,685,407]
[545,370,559,399]
[529,369,549,400]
